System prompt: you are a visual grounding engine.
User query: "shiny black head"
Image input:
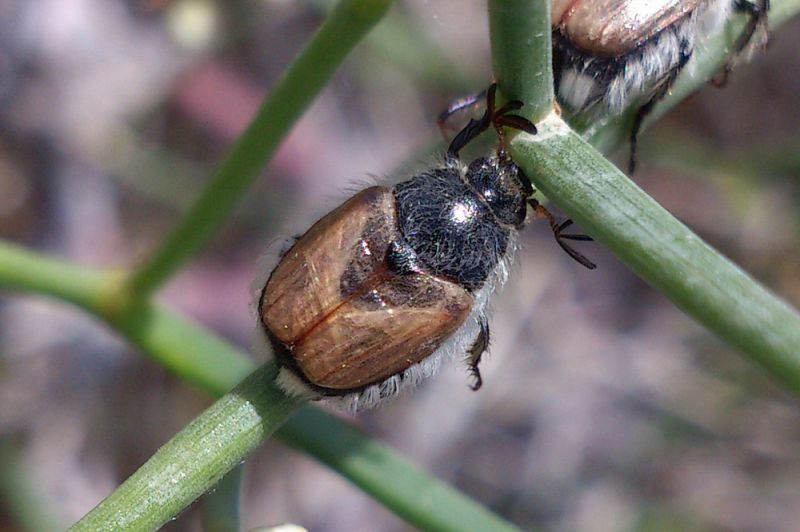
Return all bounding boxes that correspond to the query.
[464,156,532,228]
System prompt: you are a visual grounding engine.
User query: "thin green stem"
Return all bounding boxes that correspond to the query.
[489,0,800,391]
[201,466,243,532]
[512,117,800,393]
[0,240,113,313]
[4,1,799,529]
[309,0,476,91]
[0,240,517,531]
[128,0,394,298]
[489,0,553,121]
[0,240,254,394]
[70,364,304,532]
[280,407,521,532]
[109,301,255,396]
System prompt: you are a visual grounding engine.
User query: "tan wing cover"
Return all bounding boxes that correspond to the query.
[262,186,395,344]
[294,273,473,390]
[557,0,705,56]
[261,186,474,391]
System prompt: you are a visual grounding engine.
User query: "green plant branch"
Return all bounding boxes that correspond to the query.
[0,242,112,313]
[70,364,304,532]
[308,0,477,91]
[489,0,552,121]
[0,240,518,531]
[201,465,242,532]
[3,1,798,530]
[0,240,254,394]
[127,0,394,298]
[512,121,800,392]
[279,407,521,532]
[0,442,61,532]
[487,0,800,393]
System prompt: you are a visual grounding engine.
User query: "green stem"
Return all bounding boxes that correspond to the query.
[512,117,800,393]
[128,0,394,298]
[0,240,112,313]
[0,239,254,395]
[0,240,517,531]
[201,466,242,532]
[70,364,304,532]
[489,0,800,391]
[280,407,521,532]
[109,300,255,396]
[489,0,553,121]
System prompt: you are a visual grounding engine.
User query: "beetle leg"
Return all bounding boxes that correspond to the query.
[730,0,770,65]
[437,89,488,139]
[628,37,692,174]
[467,317,491,391]
[447,83,538,157]
[447,109,493,158]
[712,0,769,86]
[529,199,597,270]
[494,114,537,139]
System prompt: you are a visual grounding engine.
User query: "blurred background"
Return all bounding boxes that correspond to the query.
[0,0,799,530]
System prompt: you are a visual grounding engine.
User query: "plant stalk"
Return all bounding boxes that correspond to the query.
[127,0,394,298]
[489,0,553,121]
[70,364,304,532]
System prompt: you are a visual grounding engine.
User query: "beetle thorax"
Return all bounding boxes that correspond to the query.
[392,157,527,292]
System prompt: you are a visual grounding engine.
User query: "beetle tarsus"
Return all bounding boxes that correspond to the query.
[447,83,537,157]
[713,0,770,86]
[495,114,537,137]
[628,99,655,175]
[467,318,490,391]
[530,200,596,270]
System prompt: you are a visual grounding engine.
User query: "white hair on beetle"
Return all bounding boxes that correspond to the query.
[262,254,512,412]
[556,0,735,118]
[250,155,522,413]
[323,236,518,413]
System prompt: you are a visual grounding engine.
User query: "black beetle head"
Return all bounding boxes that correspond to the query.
[464,156,532,228]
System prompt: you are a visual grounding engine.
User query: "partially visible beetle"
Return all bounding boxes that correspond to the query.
[552,0,769,172]
[257,85,594,411]
[439,0,769,174]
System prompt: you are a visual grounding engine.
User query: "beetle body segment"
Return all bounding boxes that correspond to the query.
[552,0,768,173]
[553,0,769,118]
[554,0,704,57]
[259,156,526,410]
[553,0,721,115]
[262,186,475,393]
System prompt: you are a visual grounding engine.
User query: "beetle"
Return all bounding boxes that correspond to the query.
[552,0,770,172]
[439,0,769,174]
[257,85,594,411]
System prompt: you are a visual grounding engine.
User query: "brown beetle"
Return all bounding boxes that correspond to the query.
[258,85,594,411]
[552,0,770,172]
[440,1,769,174]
